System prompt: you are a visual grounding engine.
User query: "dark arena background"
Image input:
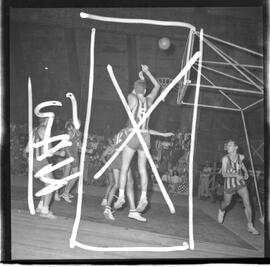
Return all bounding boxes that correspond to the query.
[6,3,267,263]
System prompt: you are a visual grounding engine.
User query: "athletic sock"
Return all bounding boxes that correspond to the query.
[41,206,49,214]
[140,191,147,200]
[119,189,125,198]
[37,200,43,209]
[129,209,136,213]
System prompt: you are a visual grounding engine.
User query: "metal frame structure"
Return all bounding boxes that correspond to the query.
[180,31,264,219]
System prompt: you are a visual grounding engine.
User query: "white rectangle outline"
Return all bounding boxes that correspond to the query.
[70,14,203,252]
[63,14,202,253]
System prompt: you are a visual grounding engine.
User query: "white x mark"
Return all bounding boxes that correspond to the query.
[93,52,201,214]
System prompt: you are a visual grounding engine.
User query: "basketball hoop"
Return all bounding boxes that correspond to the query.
[157,77,179,102]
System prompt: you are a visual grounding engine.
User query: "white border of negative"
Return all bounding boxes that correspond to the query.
[69,13,203,252]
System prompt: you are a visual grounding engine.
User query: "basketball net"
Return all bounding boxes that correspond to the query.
[157,77,173,102]
[157,77,185,103]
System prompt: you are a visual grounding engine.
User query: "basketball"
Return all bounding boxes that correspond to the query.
[158,37,171,50]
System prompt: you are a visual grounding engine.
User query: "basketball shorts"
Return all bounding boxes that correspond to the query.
[127,132,151,151]
[224,177,246,194]
[110,153,123,170]
[33,158,50,177]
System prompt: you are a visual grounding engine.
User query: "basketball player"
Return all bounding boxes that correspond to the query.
[102,128,174,221]
[114,65,161,212]
[217,140,259,235]
[60,121,82,203]
[24,117,63,219]
[100,138,118,207]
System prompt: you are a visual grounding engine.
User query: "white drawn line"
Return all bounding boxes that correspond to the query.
[70,28,96,248]
[66,92,81,129]
[80,12,196,31]
[74,240,189,252]
[107,65,175,214]
[188,29,203,250]
[94,51,201,179]
[27,77,35,215]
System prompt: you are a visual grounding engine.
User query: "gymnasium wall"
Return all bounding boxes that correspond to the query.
[9,7,264,165]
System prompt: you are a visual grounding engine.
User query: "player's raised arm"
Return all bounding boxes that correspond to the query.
[141,65,160,103]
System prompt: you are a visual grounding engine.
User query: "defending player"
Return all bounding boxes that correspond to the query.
[217,140,259,235]
[113,65,161,212]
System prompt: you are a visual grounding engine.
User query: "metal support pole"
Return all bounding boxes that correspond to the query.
[202,32,263,57]
[202,60,263,69]
[195,62,254,86]
[189,84,263,95]
[202,37,263,91]
[243,98,264,111]
[181,101,240,111]
[204,37,264,88]
[192,65,242,109]
[210,41,264,87]
[240,110,263,218]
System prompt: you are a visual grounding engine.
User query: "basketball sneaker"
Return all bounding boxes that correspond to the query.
[54,192,61,201]
[39,211,57,220]
[136,198,148,212]
[62,193,72,203]
[218,209,225,224]
[113,196,125,210]
[128,211,147,222]
[247,223,259,235]
[101,198,107,207]
[104,207,115,221]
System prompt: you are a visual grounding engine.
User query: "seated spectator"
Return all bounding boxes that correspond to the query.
[257,173,264,211]
[199,161,212,199]
[168,170,181,194]
[161,170,171,190]
[159,153,170,176]
[179,162,188,183]
[210,170,224,203]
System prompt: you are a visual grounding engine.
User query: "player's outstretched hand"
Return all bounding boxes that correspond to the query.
[141,64,149,73]
[139,71,145,80]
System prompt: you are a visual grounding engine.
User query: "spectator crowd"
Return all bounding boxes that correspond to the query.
[11,119,192,195]
[10,119,264,206]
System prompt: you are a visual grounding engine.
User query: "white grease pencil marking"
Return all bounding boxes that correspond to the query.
[69,28,96,248]
[94,52,201,180]
[107,65,175,214]
[75,240,189,252]
[70,13,202,252]
[188,29,203,250]
[27,98,81,197]
[27,78,35,215]
[66,92,81,129]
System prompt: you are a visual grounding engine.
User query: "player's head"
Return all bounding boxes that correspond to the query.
[65,121,75,136]
[226,139,238,153]
[39,117,49,126]
[134,80,146,95]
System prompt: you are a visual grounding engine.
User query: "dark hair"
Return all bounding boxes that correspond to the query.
[173,170,179,176]
[65,122,75,130]
[227,139,238,146]
[134,80,146,94]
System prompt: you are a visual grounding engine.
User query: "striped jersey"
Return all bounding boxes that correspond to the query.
[105,129,127,162]
[223,154,246,193]
[33,126,46,160]
[113,128,129,150]
[128,94,149,130]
